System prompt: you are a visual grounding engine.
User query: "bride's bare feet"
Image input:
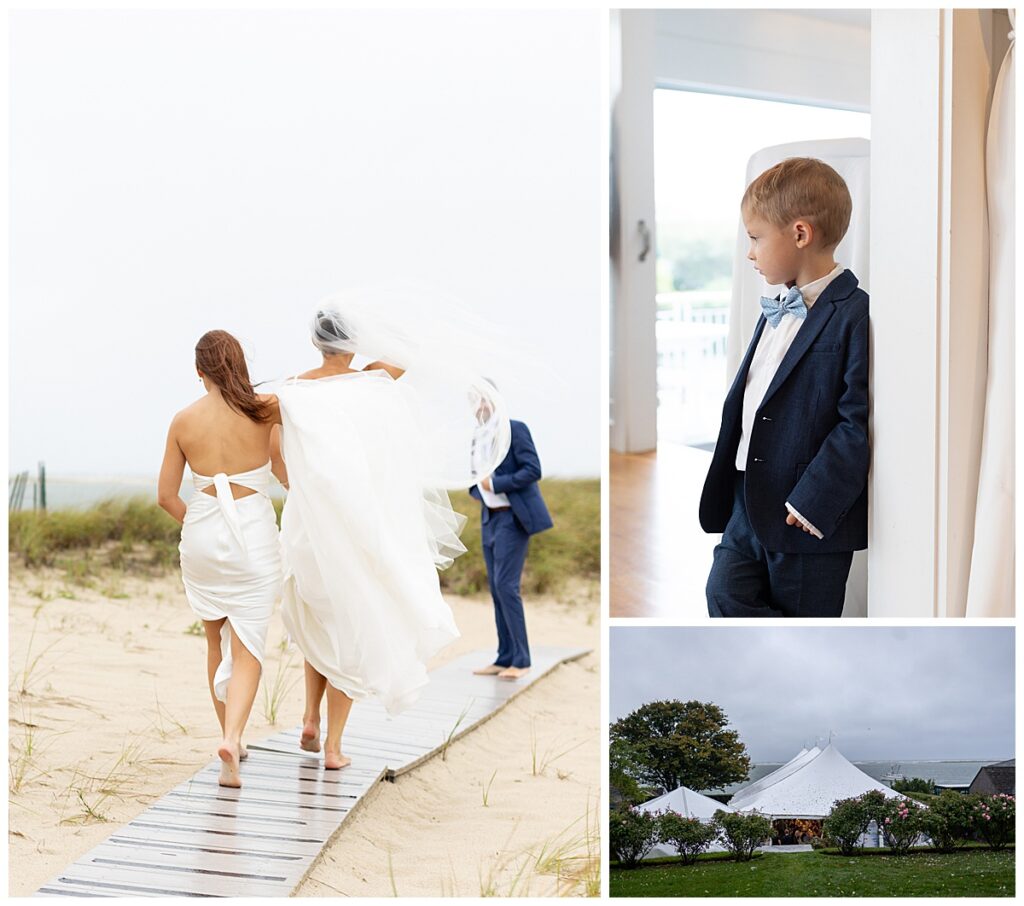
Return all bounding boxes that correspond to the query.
[300,721,322,753]
[324,749,351,770]
[239,744,248,761]
[217,741,242,788]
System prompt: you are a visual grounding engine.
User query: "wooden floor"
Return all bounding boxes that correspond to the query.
[610,444,717,620]
[35,646,588,898]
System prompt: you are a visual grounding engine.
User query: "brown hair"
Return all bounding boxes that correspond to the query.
[741,157,852,249]
[195,330,272,423]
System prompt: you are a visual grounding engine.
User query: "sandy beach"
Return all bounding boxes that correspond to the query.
[8,562,600,897]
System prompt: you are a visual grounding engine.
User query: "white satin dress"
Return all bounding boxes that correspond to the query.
[179,463,282,702]
[277,371,464,715]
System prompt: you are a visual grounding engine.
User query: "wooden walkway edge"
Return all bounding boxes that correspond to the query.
[35,646,589,898]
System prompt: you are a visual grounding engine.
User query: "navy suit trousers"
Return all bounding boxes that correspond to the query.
[706,473,852,618]
[482,509,531,667]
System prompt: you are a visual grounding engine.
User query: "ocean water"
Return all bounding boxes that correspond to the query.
[712,759,1004,796]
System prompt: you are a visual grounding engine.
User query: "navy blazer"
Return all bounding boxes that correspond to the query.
[699,269,869,554]
[470,420,554,536]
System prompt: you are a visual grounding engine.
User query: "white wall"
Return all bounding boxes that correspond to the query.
[610,10,659,454]
[870,9,1007,617]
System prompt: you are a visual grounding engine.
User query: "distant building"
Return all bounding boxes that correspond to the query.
[969,759,1015,796]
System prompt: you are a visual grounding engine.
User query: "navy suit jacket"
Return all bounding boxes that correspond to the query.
[470,420,554,536]
[699,268,869,554]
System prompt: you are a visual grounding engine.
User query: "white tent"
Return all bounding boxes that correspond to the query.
[724,747,819,809]
[728,743,903,819]
[636,785,734,857]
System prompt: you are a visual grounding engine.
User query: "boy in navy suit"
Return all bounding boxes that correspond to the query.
[470,419,553,679]
[700,158,869,618]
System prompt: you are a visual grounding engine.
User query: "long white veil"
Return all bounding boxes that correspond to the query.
[308,287,512,490]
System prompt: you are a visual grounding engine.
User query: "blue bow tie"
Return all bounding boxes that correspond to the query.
[760,286,807,329]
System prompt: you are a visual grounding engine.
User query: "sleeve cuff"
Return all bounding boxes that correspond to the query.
[785,502,824,540]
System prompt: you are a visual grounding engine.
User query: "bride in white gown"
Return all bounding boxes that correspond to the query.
[273,305,510,769]
[158,330,286,787]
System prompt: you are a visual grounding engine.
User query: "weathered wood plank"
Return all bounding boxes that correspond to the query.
[36,646,589,898]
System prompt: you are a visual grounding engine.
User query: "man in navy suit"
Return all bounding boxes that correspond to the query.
[700,158,869,618]
[470,418,553,679]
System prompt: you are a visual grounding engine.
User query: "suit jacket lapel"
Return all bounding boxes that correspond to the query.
[758,270,857,409]
[727,314,769,407]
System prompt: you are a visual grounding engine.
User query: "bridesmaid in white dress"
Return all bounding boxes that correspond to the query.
[271,308,509,770]
[158,330,286,787]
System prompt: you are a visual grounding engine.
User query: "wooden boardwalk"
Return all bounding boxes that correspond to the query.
[35,646,588,897]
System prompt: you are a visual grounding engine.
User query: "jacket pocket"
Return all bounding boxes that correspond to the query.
[806,342,842,356]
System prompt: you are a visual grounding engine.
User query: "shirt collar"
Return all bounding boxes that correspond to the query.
[798,264,845,309]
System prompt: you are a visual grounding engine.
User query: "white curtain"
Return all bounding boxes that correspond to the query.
[966,13,1015,615]
[728,138,870,618]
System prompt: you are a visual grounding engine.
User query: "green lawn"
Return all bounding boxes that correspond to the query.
[610,849,1015,897]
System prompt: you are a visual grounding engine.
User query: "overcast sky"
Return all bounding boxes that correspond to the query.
[611,627,1014,762]
[10,9,600,478]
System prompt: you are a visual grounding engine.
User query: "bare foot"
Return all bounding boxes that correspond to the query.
[217,741,242,788]
[239,744,248,761]
[300,721,321,753]
[497,666,530,681]
[324,750,351,770]
[472,664,507,676]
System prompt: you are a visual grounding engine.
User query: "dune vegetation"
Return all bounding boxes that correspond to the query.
[8,479,599,596]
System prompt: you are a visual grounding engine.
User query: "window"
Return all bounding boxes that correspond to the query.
[653,89,870,448]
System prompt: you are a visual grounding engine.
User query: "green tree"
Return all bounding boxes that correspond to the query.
[892,777,935,795]
[610,700,750,794]
[610,736,653,809]
[669,242,733,291]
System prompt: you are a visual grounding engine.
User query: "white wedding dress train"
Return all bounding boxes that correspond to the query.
[277,371,465,715]
[179,463,282,701]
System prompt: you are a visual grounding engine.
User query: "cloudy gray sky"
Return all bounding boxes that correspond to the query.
[10,9,600,479]
[611,627,1014,762]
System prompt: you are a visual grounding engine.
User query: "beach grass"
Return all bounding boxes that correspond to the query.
[609,847,1016,897]
[442,480,599,595]
[9,497,182,571]
[8,479,598,596]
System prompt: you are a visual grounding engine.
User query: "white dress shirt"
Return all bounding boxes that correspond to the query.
[735,264,845,539]
[473,437,511,508]
[476,480,510,509]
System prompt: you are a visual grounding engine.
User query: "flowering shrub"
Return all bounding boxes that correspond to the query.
[822,796,871,855]
[610,807,659,867]
[974,794,1015,850]
[859,789,891,824]
[878,797,926,855]
[656,810,720,865]
[714,810,772,862]
[920,790,977,852]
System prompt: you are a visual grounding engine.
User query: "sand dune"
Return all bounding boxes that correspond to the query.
[8,562,599,897]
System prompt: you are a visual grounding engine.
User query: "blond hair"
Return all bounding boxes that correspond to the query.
[741,158,852,249]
